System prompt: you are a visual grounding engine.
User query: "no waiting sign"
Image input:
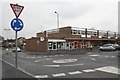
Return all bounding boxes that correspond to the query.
[10,4,24,18]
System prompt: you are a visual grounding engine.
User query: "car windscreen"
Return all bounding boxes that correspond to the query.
[103,44,113,47]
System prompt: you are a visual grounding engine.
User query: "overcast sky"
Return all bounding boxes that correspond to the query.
[0,0,119,39]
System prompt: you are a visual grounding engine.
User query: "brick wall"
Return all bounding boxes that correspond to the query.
[26,37,48,51]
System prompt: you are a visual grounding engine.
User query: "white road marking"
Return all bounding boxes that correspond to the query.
[104,56,109,58]
[35,58,53,62]
[89,55,99,57]
[82,69,96,72]
[59,55,64,56]
[26,57,35,59]
[55,55,59,57]
[95,66,120,75]
[68,71,82,75]
[31,57,35,58]
[53,59,77,63]
[88,52,93,54]
[44,65,60,67]
[35,75,48,78]
[48,56,53,57]
[90,58,96,61]
[63,64,84,67]
[111,56,115,58]
[52,73,66,77]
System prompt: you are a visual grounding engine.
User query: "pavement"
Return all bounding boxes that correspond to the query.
[1,49,120,79]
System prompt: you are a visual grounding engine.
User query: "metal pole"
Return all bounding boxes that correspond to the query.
[55,11,59,30]
[15,31,18,69]
[15,31,18,78]
[57,13,59,29]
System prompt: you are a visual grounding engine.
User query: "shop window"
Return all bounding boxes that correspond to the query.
[48,42,53,49]
[81,31,85,35]
[72,30,77,35]
[78,30,81,35]
[53,42,57,49]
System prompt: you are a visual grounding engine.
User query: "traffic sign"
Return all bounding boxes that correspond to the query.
[10,4,24,18]
[11,18,24,31]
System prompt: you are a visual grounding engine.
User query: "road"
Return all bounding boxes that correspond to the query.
[1,49,120,79]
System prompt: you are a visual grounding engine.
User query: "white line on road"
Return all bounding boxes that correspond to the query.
[35,75,48,78]
[55,55,59,57]
[31,57,36,58]
[111,56,116,58]
[88,52,93,54]
[26,57,36,59]
[89,55,99,57]
[52,73,66,77]
[82,69,96,72]
[90,58,96,61]
[35,58,53,62]
[48,56,53,57]
[68,71,82,75]
[63,64,84,67]
[104,56,109,58]
[94,66,120,75]
[59,55,64,56]
[44,65,60,67]
[53,59,78,63]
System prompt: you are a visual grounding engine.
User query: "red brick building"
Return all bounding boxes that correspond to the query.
[26,26,118,51]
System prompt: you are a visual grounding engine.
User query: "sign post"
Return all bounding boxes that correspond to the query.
[10,3,24,71]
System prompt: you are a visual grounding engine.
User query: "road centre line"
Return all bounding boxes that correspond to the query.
[68,71,82,75]
[52,73,66,77]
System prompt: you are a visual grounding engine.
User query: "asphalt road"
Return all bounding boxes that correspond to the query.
[1,49,120,79]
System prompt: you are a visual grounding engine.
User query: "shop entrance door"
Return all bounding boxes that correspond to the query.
[81,42,84,49]
[53,42,57,50]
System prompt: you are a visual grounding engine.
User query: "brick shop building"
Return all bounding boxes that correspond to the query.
[26,26,119,51]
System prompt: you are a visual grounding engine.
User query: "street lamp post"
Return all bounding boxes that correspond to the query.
[55,11,59,31]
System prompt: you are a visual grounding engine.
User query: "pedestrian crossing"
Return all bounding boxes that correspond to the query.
[34,66,119,78]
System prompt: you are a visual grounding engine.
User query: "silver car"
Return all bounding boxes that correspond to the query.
[99,44,116,51]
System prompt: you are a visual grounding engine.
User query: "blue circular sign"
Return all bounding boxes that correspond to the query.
[11,18,24,31]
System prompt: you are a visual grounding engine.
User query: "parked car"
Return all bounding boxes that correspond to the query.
[99,44,120,51]
[10,47,21,52]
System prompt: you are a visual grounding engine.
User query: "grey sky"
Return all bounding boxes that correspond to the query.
[0,0,119,39]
